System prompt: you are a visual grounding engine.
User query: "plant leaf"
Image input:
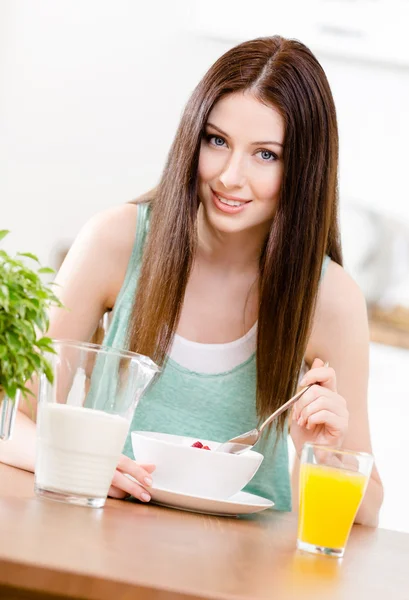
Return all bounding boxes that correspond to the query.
[38,267,55,275]
[5,331,21,352]
[0,285,9,298]
[3,382,18,401]
[35,336,54,349]
[0,230,10,243]
[0,239,64,409]
[17,252,40,263]
[42,362,54,383]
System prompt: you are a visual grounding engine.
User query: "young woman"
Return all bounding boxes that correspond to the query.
[1,36,383,524]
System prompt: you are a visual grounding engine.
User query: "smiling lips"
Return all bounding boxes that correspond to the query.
[211,189,252,214]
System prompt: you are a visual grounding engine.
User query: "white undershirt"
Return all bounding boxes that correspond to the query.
[169,322,309,379]
[169,322,257,374]
[168,257,331,375]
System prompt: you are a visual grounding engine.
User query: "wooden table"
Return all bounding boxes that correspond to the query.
[0,464,408,600]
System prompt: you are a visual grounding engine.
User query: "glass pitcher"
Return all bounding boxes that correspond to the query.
[34,339,160,507]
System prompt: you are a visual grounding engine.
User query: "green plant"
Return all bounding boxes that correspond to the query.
[0,230,63,403]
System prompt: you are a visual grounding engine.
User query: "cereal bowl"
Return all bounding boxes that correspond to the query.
[131,431,264,499]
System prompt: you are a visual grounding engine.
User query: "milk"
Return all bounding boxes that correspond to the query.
[35,403,129,499]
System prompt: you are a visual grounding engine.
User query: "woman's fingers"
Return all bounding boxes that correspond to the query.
[296,393,347,427]
[108,484,128,499]
[304,409,348,433]
[110,469,152,502]
[116,454,156,487]
[294,385,346,422]
[107,454,157,502]
[300,360,336,392]
[311,358,325,368]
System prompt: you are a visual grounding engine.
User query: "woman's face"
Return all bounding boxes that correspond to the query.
[198,91,285,235]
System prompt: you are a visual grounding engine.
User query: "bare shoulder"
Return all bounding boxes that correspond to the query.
[86,203,138,307]
[55,203,138,312]
[306,260,369,364]
[318,260,367,321]
[81,203,138,258]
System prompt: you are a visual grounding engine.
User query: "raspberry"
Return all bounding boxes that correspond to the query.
[202,445,211,450]
[191,441,203,448]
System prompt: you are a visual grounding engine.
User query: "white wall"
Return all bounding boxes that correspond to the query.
[321,56,409,223]
[368,342,409,533]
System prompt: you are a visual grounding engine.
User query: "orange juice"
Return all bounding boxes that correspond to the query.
[298,463,367,549]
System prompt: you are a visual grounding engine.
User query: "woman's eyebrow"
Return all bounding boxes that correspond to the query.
[205,122,229,136]
[206,122,283,147]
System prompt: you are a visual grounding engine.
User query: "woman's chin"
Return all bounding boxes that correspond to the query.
[206,213,249,235]
[200,203,247,233]
[202,205,273,238]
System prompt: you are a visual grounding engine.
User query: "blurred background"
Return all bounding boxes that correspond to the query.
[1,0,408,531]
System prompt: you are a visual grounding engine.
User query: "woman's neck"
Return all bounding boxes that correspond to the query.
[196,204,270,273]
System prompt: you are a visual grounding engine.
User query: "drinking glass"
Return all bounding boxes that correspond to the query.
[297,443,374,558]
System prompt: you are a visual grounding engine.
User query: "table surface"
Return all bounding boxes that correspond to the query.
[0,463,408,600]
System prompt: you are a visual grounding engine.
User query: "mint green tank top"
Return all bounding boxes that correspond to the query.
[103,204,330,511]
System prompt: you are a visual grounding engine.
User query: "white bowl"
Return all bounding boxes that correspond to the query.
[131,431,264,499]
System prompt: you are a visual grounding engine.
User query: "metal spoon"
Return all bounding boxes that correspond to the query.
[217,362,329,455]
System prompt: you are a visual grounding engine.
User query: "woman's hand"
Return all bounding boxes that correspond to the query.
[108,454,156,502]
[290,358,349,455]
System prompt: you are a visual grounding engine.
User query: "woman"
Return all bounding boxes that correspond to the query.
[1,36,383,524]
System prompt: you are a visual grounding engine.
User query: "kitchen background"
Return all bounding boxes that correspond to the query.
[1,0,408,531]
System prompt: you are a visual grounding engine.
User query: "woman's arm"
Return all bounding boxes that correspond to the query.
[0,412,37,471]
[291,260,383,527]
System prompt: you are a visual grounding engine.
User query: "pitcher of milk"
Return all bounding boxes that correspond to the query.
[34,339,159,508]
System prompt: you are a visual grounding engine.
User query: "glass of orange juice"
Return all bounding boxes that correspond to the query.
[297,443,374,558]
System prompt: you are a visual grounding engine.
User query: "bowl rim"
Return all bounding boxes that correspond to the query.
[131,430,264,461]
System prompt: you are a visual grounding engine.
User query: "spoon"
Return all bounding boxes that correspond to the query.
[217,362,329,455]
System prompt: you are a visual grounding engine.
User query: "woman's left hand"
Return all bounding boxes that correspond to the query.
[290,358,349,455]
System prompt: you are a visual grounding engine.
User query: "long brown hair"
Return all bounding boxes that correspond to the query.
[128,36,342,434]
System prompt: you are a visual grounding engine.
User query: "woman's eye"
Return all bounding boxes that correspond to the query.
[207,135,226,147]
[257,149,277,162]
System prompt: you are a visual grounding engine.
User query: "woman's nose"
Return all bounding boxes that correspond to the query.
[218,154,246,189]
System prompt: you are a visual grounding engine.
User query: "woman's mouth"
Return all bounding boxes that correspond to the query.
[211,190,251,214]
